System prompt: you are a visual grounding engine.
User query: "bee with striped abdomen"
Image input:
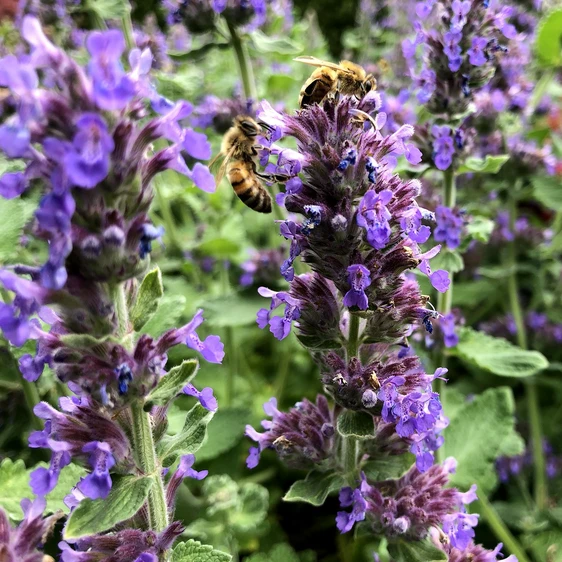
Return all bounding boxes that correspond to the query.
[294,56,376,108]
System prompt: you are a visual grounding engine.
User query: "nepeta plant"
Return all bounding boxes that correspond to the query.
[243,92,516,560]
[0,16,229,562]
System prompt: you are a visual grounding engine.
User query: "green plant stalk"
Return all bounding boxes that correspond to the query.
[347,314,360,359]
[111,283,169,531]
[220,265,236,406]
[21,378,43,431]
[120,3,135,51]
[155,180,181,252]
[505,196,547,510]
[476,493,532,562]
[226,21,258,102]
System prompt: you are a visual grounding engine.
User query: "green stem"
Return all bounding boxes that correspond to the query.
[109,283,130,339]
[341,434,358,485]
[131,402,169,531]
[476,493,532,562]
[120,3,135,51]
[347,314,360,359]
[273,345,291,402]
[226,21,258,102]
[220,265,236,407]
[22,378,43,431]
[505,196,547,510]
[155,181,181,252]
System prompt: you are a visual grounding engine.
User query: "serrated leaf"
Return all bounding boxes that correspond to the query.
[429,249,464,274]
[0,198,27,262]
[64,475,153,539]
[0,459,85,520]
[250,30,302,54]
[451,328,549,377]
[196,407,250,461]
[283,472,344,506]
[158,403,215,465]
[532,175,562,212]
[336,411,375,439]
[147,359,199,407]
[387,539,447,562]
[172,539,232,562]
[142,295,187,338]
[85,0,127,18]
[230,483,269,533]
[536,9,562,66]
[457,155,509,175]
[441,387,521,494]
[131,267,164,332]
[362,454,415,481]
[465,216,495,244]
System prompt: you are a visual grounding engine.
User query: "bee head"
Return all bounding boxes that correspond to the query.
[236,116,260,138]
[362,75,377,95]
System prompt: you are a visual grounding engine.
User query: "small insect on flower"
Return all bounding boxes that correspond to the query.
[211,116,279,213]
[294,56,376,108]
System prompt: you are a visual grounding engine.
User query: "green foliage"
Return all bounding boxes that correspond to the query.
[450,328,549,378]
[245,543,314,562]
[131,267,164,332]
[362,454,414,481]
[441,387,524,494]
[336,410,375,439]
[532,175,562,211]
[0,459,85,521]
[158,403,215,465]
[457,155,510,174]
[387,539,447,562]
[250,30,302,55]
[283,471,344,506]
[64,475,154,539]
[464,216,495,244]
[201,293,267,328]
[85,0,128,19]
[430,249,464,275]
[142,295,187,338]
[536,9,562,66]
[147,359,199,407]
[0,198,34,262]
[171,539,232,562]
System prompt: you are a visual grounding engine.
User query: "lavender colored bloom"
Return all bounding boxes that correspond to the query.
[343,264,371,310]
[432,126,455,171]
[336,476,369,533]
[183,383,218,412]
[77,441,115,499]
[468,37,489,66]
[30,439,72,496]
[434,205,463,249]
[256,287,300,340]
[0,172,27,199]
[357,190,393,249]
[441,313,459,347]
[65,113,115,188]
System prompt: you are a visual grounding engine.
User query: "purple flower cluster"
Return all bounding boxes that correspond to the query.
[434,205,464,249]
[496,439,560,483]
[403,0,517,118]
[239,247,287,287]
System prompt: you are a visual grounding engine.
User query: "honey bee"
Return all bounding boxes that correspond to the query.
[213,116,272,214]
[368,372,381,390]
[294,56,377,108]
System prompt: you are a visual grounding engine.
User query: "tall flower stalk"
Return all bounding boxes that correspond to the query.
[0,17,225,561]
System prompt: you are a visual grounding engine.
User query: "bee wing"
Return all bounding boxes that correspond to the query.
[294,56,352,73]
[209,148,235,185]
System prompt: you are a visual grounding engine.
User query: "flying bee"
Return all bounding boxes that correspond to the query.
[294,56,376,108]
[212,116,273,214]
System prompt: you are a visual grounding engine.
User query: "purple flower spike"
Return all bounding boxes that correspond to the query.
[183,382,218,412]
[256,287,300,340]
[30,440,72,496]
[0,123,30,158]
[343,264,371,310]
[336,475,369,533]
[86,29,136,110]
[357,190,393,249]
[77,441,115,499]
[468,36,489,66]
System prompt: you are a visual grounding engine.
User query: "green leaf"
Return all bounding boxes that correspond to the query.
[142,295,187,338]
[387,539,447,562]
[430,249,464,274]
[201,294,266,328]
[64,475,153,539]
[168,42,230,61]
[0,459,86,520]
[0,198,28,262]
[451,328,549,378]
[536,9,562,67]
[230,483,269,533]
[85,0,127,19]
[283,471,345,506]
[532,175,562,212]
[195,407,250,461]
[465,216,495,244]
[197,238,240,260]
[171,539,232,562]
[147,360,199,407]
[523,529,562,562]
[158,403,215,465]
[245,543,302,562]
[441,387,522,494]
[336,411,375,439]
[457,155,509,175]
[250,30,302,54]
[362,454,415,481]
[131,267,164,332]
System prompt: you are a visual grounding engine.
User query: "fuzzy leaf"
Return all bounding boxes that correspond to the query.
[523,529,562,562]
[465,216,495,244]
[64,475,153,539]
[429,249,464,274]
[457,155,509,175]
[0,198,28,262]
[0,459,85,521]
[532,175,562,211]
[451,328,549,377]
[362,454,415,481]
[536,9,562,66]
[147,359,199,407]
[131,267,164,332]
[202,294,267,328]
[283,472,345,506]
[85,0,127,18]
[387,539,447,562]
[158,403,215,465]
[250,30,302,54]
[142,295,187,338]
[336,411,375,439]
[230,483,269,533]
[195,407,250,461]
[245,543,303,562]
[171,539,232,562]
[441,387,522,494]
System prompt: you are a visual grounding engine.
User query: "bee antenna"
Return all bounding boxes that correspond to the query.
[349,108,378,130]
[257,121,274,132]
